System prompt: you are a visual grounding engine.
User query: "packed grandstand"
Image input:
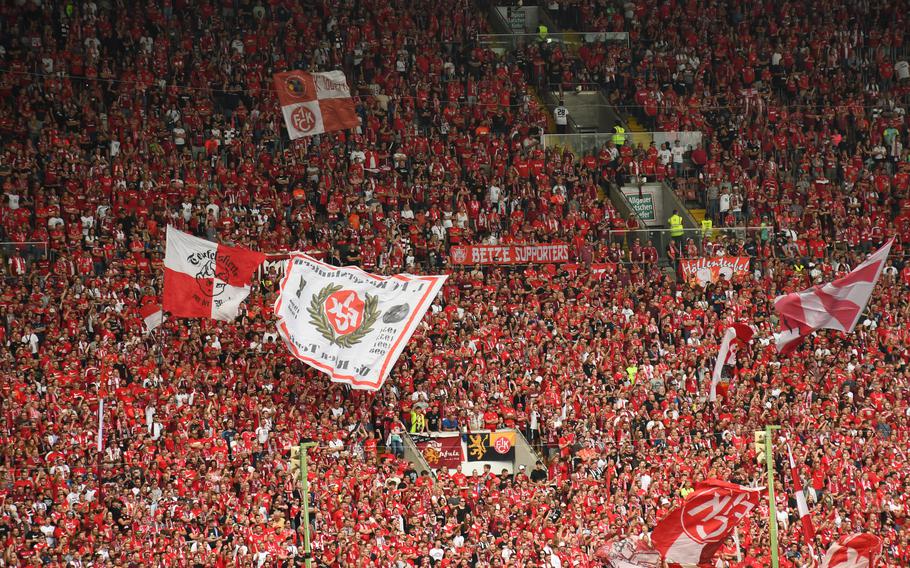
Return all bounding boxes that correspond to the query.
[1,0,909,566]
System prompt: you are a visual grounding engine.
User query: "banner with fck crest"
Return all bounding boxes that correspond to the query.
[274,254,447,391]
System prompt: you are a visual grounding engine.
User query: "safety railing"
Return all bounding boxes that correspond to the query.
[540,131,703,154]
[476,30,629,51]
[604,226,772,263]
[0,241,49,257]
[401,430,435,478]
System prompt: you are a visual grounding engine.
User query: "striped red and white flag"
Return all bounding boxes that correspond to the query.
[651,479,762,566]
[820,533,883,568]
[139,302,163,334]
[774,239,893,354]
[163,226,265,321]
[273,70,360,139]
[709,323,753,401]
[787,444,816,544]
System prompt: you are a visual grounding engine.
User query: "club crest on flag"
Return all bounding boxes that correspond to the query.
[291,106,318,134]
[493,435,512,454]
[284,75,308,99]
[451,246,468,264]
[307,284,379,347]
[422,440,442,465]
[681,490,758,544]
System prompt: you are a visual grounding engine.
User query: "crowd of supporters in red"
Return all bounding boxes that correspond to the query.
[1,0,909,566]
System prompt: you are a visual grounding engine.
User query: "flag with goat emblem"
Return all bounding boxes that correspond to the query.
[163,226,265,321]
[274,254,446,391]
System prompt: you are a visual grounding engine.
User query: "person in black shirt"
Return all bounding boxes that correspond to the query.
[529,460,548,483]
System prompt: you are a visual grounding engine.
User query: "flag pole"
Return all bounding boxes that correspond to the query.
[765,425,781,568]
[299,441,317,568]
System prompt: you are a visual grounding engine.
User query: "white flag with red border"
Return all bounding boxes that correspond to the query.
[163,226,265,322]
[709,323,753,401]
[774,239,893,354]
[820,533,883,568]
[273,70,360,139]
[274,254,446,391]
[651,479,762,567]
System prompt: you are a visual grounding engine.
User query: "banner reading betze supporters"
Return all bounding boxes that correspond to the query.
[412,433,464,470]
[450,244,569,265]
[274,254,446,391]
[679,256,750,286]
[273,70,360,139]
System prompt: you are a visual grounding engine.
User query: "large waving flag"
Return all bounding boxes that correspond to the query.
[274,254,446,391]
[820,533,883,568]
[273,70,359,139]
[651,479,762,566]
[709,323,753,402]
[163,226,265,321]
[775,239,893,354]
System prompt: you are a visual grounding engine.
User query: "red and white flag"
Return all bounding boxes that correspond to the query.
[163,226,265,322]
[774,238,893,354]
[709,323,753,401]
[787,444,816,544]
[821,533,883,568]
[139,302,163,334]
[273,70,359,139]
[651,479,762,566]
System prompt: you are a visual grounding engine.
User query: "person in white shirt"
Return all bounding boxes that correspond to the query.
[488,181,501,206]
[5,191,19,209]
[21,329,39,354]
[671,140,686,176]
[553,100,569,134]
[173,125,187,147]
[658,142,672,166]
[429,541,445,561]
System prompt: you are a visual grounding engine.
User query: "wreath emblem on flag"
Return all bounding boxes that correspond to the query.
[308,284,379,348]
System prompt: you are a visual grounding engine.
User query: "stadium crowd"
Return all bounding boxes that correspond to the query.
[1,0,910,567]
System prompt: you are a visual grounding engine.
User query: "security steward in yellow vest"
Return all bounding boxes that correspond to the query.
[612,123,626,146]
[669,209,684,250]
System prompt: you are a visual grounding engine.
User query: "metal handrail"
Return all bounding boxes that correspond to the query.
[0,241,49,256]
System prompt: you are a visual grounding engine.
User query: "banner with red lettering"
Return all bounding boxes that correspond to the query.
[679,256,751,286]
[412,433,464,470]
[450,244,570,265]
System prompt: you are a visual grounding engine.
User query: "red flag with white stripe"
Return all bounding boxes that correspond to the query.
[273,70,360,139]
[820,533,883,568]
[787,444,816,544]
[651,479,762,566]
[774,239,893,354]
[139,302,163,334]
[163,226,265,321]
[709,323,753,401]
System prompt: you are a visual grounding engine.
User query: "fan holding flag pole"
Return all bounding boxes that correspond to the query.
[709,322,754,402]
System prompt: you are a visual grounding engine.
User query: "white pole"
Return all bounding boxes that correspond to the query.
[97,398,104,452]
[733,527,742,563]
